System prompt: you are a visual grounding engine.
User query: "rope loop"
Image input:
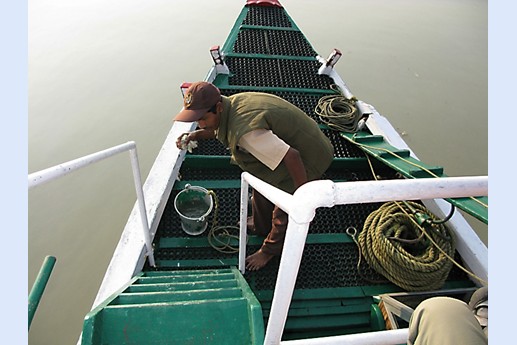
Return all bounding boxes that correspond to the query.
[357,201,456,291]
[315,89,364,133]
[206,190,241,254]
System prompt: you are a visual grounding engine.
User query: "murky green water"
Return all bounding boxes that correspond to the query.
[28,1,487,343]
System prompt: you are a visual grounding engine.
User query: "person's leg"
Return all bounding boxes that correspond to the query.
[261,205,288,255]
[408,297,487,345]
[249,189,274,235]
[246,190,288,270]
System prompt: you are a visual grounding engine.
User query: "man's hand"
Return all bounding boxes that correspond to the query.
[176,132,196,150]
[176,129,217,150]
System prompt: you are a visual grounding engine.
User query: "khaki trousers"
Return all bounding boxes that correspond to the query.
[249,189,288,256]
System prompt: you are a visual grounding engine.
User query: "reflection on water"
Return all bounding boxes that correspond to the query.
[28,0,487,343]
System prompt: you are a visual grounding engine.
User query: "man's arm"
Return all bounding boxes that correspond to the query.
[238,130,308,190]
[283,147,308,190]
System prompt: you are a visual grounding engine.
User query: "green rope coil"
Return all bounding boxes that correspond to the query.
[357,201,456,291]
[207,190,240,254]
[315,93,363,133]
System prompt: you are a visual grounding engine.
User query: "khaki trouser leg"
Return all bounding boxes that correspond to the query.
[251,189,288,256]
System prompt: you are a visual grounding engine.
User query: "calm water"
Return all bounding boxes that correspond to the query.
[28,0,487,343]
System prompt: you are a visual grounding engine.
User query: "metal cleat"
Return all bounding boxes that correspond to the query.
[318,48,342,75]
[210,45,230,75]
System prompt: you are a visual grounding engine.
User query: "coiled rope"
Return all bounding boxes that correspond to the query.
[207,190,240,254]
[357,201,456,291]
[356,154,487,288]
[315,91,488,289]
[314,91,364,133]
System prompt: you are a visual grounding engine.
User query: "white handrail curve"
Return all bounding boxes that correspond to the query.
[238,172,488,345]
[280,328,409,345]
[28,141,155,267]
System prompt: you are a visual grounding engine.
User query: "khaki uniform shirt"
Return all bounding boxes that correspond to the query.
[238,129,290,170]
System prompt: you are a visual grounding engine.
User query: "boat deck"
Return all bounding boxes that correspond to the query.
[145,4,474,340]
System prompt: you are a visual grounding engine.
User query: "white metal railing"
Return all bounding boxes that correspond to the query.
[280,328,409,345]
[28,141,155,267]
[238,172,488,345]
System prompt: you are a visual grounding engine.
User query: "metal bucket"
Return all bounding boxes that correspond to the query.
[174,184,213,236]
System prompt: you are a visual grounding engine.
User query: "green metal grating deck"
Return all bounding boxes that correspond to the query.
[147,2,475,340]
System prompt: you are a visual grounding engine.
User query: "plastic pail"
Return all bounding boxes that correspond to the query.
[174,185,213,235]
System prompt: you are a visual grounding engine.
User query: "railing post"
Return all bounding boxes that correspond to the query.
[128,147,155,267]
[28,256,56,330]
[238,175,249,273]
[264,221,311,344]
